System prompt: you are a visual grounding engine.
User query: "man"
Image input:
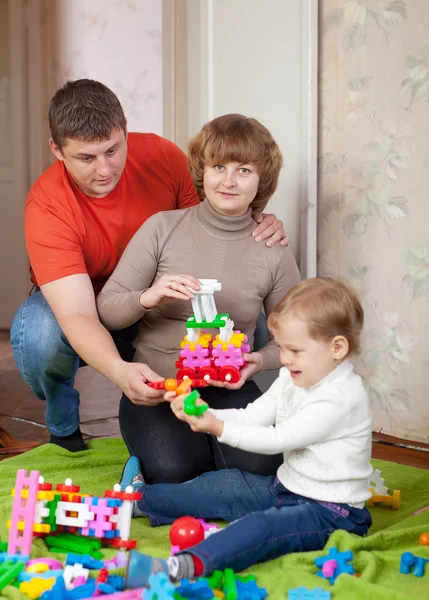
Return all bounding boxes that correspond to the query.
[10,79,289,452]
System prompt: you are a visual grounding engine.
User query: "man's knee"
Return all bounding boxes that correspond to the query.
[10,293,77,383]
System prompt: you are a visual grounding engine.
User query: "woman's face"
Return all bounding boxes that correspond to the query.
[203,161,260,216]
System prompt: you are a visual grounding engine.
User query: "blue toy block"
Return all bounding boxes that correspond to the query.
[144,572,176,600]
[235,579,267,600]
[177,578,214,599]
[65,553,104,569]
[288,587,331,600]
[19,570,64,582]
[0,552,30,564]
[400,552,429,577]
[314,547,354,584]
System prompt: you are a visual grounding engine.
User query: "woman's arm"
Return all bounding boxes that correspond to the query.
[96,216,199,330]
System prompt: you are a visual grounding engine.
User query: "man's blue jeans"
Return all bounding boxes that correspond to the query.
[137,469,372,574]
[10,291,137,436]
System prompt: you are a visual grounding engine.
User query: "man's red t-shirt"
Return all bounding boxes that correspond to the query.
[25,133,200,294]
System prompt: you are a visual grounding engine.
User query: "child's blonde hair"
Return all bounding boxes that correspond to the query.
[267,277,364,356]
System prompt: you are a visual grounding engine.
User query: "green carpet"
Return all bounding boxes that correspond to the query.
[0,439,428,599]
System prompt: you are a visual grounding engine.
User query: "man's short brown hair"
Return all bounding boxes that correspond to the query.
[268,277,364,356]
[188,114,283,214]
[49,79,127,150]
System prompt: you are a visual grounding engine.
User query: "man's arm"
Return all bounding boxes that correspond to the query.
[41,274,164,405]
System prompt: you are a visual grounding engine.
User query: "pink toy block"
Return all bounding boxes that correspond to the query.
[8,470,40,556]
[212,345,245,369]
[180,345,211,369]
[80,498,114,538]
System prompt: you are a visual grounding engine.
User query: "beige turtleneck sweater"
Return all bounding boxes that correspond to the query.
[96,200,301,378]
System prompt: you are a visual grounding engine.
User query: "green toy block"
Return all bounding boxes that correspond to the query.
[0,560,25,591]
[0,539,7,553]
[184,390,208,417]
[186,314,230,329]
[46,533,102,559]
[223,568,238,600]
[204,570,224,589]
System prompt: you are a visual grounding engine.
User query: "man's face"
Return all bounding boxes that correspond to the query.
[49,128,128,198]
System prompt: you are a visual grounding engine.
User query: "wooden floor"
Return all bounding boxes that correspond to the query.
[1,330,428,468]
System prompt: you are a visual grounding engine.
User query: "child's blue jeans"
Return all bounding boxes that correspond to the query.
[137,468,372,574]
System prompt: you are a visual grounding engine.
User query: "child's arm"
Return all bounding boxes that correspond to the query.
[218,389,371,455]
[169,370,288,434]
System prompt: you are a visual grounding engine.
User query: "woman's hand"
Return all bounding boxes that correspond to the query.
[139,275,201,309]
[207,352,264,390]
[252,213,290,247]
[168,393,224,436]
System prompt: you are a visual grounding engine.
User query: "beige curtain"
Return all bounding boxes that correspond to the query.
[319,0,429,443]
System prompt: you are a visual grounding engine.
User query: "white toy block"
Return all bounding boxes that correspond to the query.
[218,317,234,342]
[186,328,200,343]
[55,501,95,528]
[63,563,89,590]
[189,279,222,323]
[109,484,133,541]
[369,469,388,495]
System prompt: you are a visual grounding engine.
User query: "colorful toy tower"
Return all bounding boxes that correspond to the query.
[176,279,250,384]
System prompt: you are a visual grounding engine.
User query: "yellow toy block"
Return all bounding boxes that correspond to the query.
[180,333,213,351]
[20,577,56,599]
[213,332,246,351]
[366,488,401,509]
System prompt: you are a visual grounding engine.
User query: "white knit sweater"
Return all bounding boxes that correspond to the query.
[211,360,373,508]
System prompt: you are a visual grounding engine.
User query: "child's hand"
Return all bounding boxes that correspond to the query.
[169,394,224,436]
[207,352,263,390]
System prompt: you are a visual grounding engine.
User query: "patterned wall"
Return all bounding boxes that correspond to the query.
[40,0,162,168]
[319,0,429,443]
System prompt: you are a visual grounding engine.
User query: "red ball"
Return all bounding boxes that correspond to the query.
[169,516,205,550]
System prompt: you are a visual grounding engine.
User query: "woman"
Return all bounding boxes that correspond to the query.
[96,114,300,484]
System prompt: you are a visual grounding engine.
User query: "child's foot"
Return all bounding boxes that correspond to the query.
[126,551,196,588]
[120,456,145,516]
[126,551,169,588]
[120,456,145,491]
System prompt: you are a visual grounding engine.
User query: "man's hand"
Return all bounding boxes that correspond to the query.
[168,394,224,436]
[112,361,165,406]
[206,352,263,390]
[252,213,290,247]
[139,274,200,309]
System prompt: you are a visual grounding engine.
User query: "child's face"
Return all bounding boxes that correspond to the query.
[274,315,345,388]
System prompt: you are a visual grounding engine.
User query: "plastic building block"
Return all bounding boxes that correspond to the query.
[223,569,237,600]
[63,563,89,590]
[176,578,213,599]
[186,314,230,329]
[184,390,208,417]
[203,570,224,590]
[45,533,102,559]
[8,469,40,556]
[0,559,26,591]
[288,588,331,600]
[315,548,354,584]
[65,553,103,570]
[20,576,56,598]
[18,570,64,583]
[369,469,388,495]
[235,579,267,600]
[55,500,94,529]
[144,572,176,600]
[400,552,429,577]
[197,519,219,539]
[366,488,400,509]
[419,532,429,546]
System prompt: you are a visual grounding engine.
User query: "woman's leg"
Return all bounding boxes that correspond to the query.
[203,381,283,476]
[119,394,215,484]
